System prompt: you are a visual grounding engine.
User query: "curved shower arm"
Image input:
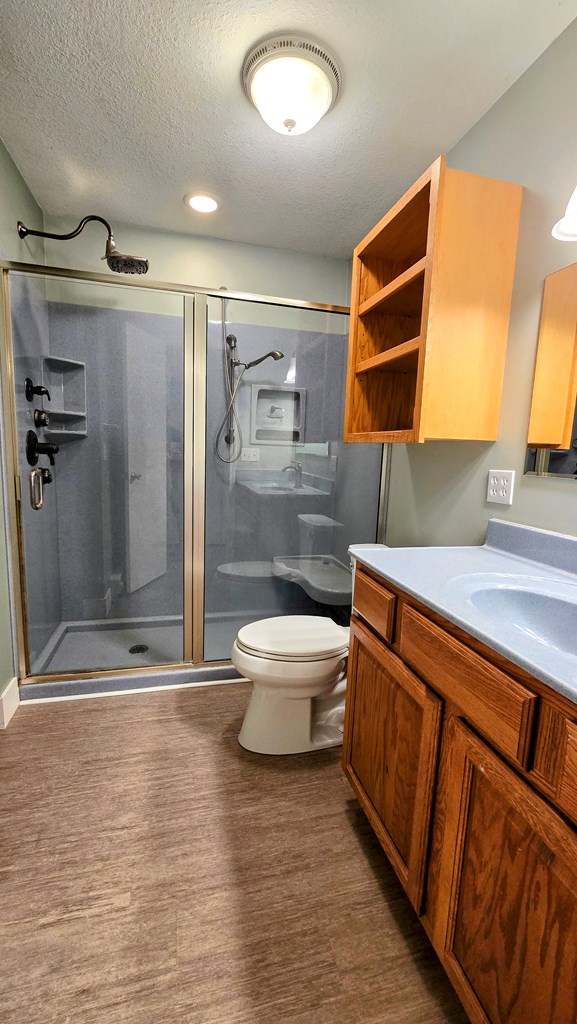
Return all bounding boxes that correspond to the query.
[17,215,114,243]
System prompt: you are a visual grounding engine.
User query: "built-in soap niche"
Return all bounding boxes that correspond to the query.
[41,356,87,443]
[250,385,307,444]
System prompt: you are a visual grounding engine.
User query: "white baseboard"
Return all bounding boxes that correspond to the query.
[0,677,19,729]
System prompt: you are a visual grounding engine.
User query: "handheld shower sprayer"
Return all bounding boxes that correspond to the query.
[17,215,149,275]
[214,323,285,464]
[232,350,285,370]
[245,350,284,370]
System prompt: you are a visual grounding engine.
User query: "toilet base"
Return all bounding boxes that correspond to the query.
[238,679,346,755]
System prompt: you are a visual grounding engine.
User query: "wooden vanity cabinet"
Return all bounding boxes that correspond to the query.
[343,155,522,443]
[343,617,442,912]
[437,721,577,1024]
[343,566,577,1024]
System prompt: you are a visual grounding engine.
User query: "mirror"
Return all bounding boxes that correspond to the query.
[525,261,577,479]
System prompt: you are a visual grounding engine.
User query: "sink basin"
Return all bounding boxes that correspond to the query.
[451,573,577,654]
[240,481,327,496]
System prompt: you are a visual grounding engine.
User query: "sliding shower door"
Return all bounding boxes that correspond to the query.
[7,272,186,674]
[204,296,383,661]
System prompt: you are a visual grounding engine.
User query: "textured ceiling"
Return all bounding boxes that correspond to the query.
[1,0,576,257]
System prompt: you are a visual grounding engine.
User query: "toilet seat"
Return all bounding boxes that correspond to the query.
[236,615,349,662]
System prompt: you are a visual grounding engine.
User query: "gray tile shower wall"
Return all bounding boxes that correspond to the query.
[45,303,184,625]
[10,275,62,663]
[333,440,383,566]
[204,317,382,626]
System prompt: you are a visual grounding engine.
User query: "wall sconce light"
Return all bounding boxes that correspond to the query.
[242,34,341,136]
[552,185,577,241]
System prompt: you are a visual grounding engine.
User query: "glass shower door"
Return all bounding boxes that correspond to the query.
[204,295,383,661]
[9,272,186,674]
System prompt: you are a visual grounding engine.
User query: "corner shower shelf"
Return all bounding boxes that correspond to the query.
[41,356,87,443]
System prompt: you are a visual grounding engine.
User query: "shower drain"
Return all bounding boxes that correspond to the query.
[129,644,149,655]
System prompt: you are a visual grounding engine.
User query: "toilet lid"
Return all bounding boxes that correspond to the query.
[237,616,349,660]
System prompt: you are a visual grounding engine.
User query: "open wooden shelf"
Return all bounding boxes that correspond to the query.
[356,336,420,375]
[359,258,426,318]
[344,155,523,443]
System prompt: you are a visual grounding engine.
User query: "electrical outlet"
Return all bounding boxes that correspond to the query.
[486,469,515,505]
[241,447,260,462]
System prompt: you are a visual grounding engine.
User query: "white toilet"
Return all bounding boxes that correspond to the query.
[231,615,349,755]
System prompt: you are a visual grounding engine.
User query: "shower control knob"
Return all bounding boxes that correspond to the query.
[24,378,51,403]
[34,409,50,428]
[129,472,142,482]
[26,431,59,467]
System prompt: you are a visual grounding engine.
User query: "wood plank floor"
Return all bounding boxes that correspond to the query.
[0,683,469,1024]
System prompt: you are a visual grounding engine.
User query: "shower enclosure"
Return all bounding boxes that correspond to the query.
[0,263,383,683]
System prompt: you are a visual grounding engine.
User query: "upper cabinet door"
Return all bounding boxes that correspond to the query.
[437,720,577,1024]
[342,617,442,912]
[343,154,523,443]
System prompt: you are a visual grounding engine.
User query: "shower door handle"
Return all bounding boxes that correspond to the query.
[29,469,44,510]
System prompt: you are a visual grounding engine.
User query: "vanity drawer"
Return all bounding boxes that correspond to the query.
[353,569,396,644]
[558,718,577,826]
[399,605,538,767]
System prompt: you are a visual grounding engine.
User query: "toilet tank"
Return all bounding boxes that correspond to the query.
[298,514,343,556]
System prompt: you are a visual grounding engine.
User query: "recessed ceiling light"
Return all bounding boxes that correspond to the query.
[184,193,219,213]
[242,34,341,136]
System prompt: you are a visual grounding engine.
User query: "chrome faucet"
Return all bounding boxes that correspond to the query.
[282,461,303,489]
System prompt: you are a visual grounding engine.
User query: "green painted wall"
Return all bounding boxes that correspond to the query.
[0,139,44,691]
[386,20,577,548]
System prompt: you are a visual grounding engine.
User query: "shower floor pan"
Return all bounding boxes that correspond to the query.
[31,616,184,675]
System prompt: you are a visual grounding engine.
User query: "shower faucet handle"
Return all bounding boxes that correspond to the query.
[25,378,51,403]
[26,431,59,467]
[34,409,50,428]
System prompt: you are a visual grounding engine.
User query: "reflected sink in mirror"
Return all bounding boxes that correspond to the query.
[450,573,577,654]
[236,470,331,498]
[249,483,326,495]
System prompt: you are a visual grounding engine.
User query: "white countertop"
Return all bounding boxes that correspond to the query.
[350,521,577,705]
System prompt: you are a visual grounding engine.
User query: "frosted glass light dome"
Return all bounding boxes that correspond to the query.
[243,35,341,137]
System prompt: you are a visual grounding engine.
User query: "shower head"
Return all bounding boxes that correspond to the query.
[244,350,284,370]
[103,236,149,275]
[17,215,149,276]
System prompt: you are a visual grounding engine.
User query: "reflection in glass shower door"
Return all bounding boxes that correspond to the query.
[204,296,383,661]
[9,272,185,674]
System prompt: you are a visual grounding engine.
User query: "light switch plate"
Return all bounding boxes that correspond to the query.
[487,469,515,505]
[241,447,260,462]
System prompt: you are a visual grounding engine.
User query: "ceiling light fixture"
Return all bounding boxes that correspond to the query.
[185,193,219,213]
[552,184,577,241]
[242,34,341,136]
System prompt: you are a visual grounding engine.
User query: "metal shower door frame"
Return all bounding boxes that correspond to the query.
[0,261,353,684]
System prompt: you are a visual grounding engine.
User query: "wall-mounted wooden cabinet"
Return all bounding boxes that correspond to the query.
[527,261,577,449]
[344,155,523,443]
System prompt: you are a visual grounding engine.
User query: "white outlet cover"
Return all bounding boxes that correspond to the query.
[241,447,260,462]
[486,469,515,505]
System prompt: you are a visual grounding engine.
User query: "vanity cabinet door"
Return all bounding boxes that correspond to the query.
[342,617,442,912]
[437,720,577,1024]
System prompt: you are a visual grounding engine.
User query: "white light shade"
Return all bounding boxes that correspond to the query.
[250,56,333,135]
[185,194,218,213]
[552,185,577,241]
[243,35,341,137]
